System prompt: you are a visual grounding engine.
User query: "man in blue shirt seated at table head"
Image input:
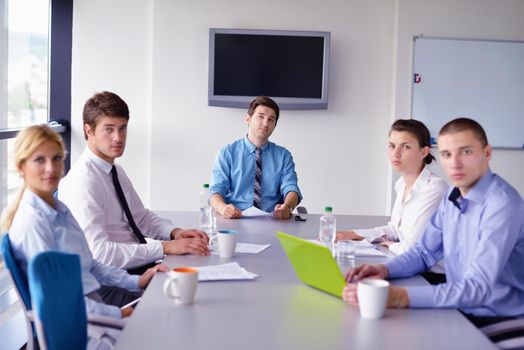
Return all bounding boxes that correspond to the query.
[343,117,524,327]
[210,96,302,220]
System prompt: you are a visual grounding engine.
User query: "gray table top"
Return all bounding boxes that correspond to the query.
[115,211,495,350]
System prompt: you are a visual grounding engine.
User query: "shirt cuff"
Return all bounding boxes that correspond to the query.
[406,286,435,308]
[388,242,402,255]
[124,274,142,292]
[384,259,403,278]
[162,224,177,240]
[145,239,166,261]
[282,186,302,201]
[354,228,383,242]
[105,305,122,319]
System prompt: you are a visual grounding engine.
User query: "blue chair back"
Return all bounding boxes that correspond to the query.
[28,251,87,350]
[1,234,32,310]
[1,234,40,349]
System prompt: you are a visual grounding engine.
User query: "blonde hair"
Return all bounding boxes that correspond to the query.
[1,125,66,232]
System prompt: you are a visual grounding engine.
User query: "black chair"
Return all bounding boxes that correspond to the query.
[481,319,524,349]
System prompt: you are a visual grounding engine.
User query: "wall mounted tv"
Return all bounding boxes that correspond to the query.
[208,28,331,110]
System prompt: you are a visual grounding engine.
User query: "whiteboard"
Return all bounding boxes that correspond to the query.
[411,37,524,149]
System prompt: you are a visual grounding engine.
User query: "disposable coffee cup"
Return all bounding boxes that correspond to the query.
[357,279,390,319]
[163,267,199,305]
[217,230,238,258]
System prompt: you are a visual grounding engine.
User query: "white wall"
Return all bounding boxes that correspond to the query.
[394,0,524,195]
[71,0,524,217]
[149,0,395,215]
[71,0,153,203]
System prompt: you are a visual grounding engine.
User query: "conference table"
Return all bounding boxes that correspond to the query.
[115,211,496,350]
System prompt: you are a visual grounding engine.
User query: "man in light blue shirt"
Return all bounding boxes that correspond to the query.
[344,118,524,326]
[210,96,302,219]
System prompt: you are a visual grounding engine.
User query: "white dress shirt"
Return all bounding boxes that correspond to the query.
[355,166,448,267]
[10,189,140,318]
[59,147,175,269]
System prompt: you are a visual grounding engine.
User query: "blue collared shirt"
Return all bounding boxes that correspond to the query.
[211,137,302,212]
[385,170,524,317]
[9,189,141,318]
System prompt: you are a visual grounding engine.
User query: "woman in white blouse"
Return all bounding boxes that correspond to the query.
[337,119,448,260]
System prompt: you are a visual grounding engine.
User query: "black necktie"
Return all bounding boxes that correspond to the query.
[111,165,147,244]
[253,148,262,209]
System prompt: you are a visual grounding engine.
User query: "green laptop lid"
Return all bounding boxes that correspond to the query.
[277,231,346,298]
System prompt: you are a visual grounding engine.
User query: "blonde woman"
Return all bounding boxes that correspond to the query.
[1,125,167,322]
[337,119,448,281]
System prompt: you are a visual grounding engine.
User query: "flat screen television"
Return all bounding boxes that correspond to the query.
[208,28,331,110]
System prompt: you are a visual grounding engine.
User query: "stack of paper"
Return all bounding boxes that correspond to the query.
[195,262,258,281]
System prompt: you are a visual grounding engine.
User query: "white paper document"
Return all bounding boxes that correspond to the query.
[307,239,386,257]
[241,206,273,217]
[235,243,271,254]
[209,242,270,255]
[355,247,387,257]
[195,262,258,281]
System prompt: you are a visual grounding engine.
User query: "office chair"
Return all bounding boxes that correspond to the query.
[28,251,88,350]
[481,319,524,349]
[28,251,129,350]
[1,234,39,350]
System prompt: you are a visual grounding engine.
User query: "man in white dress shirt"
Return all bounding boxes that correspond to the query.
[59,91,209,275]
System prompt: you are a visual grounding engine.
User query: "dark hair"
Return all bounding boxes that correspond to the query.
[390,119,435,164]
[247,96,280,123]
[82,91,129,140]
[438,117,488,147]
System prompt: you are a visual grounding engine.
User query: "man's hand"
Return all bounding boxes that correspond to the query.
[345,264,389,283]
[162,237,210,256]
[342,284,409,309]
[273,203,292,219]
[171,228,209,243]
[336,230,364,241]
[221,204,242,219]
[138,263,169,289]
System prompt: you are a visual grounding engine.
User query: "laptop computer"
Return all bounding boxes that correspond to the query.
[276,231,346,298]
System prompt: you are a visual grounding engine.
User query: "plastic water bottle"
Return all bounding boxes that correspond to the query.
[319,206,336,256]
[199,184,212,231]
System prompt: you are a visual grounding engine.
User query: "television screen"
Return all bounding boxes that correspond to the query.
[208,28,330,110]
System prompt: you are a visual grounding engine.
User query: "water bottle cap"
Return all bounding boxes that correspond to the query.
[203,184,209,188]
[324,207,332,213]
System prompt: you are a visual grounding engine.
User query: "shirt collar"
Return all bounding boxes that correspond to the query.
[394,165,431,194]
[243,136,270,153]
[463,169,494,203]
[447,169,493,211]
[83,147,114,175]
[23,188,69,221]
[411,166,432,194]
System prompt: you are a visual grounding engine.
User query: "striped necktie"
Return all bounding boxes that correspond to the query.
[253,148,262,209]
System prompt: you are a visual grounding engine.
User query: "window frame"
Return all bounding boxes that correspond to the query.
[0,0,72,169]
[0,0,73,318]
